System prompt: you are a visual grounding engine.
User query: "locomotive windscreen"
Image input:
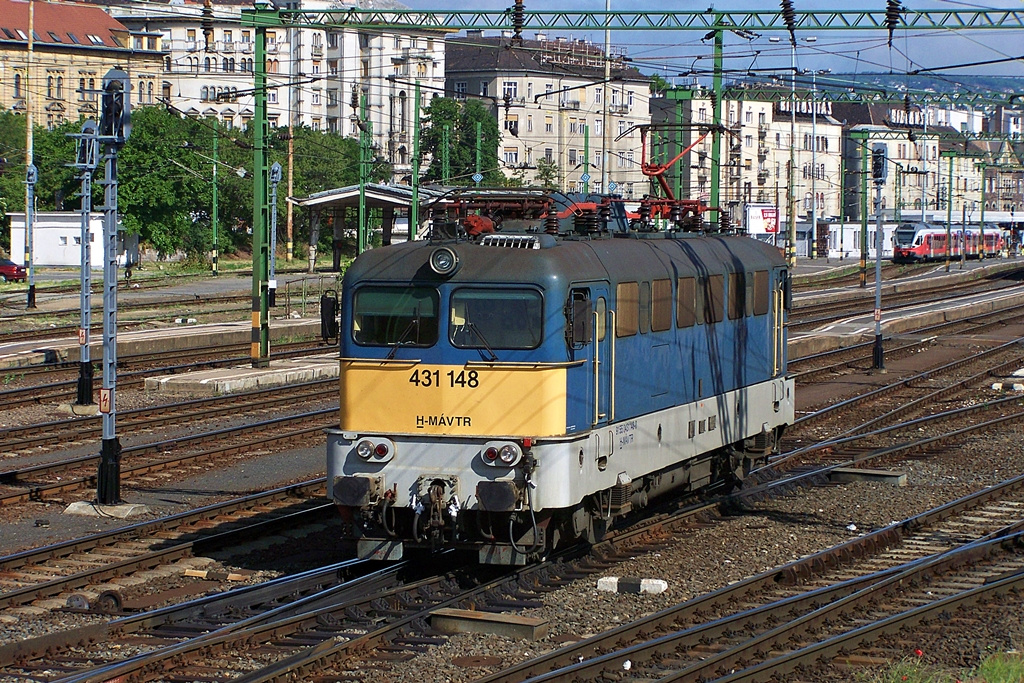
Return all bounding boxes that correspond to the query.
[449,288,543,350]
[352,285,440,347]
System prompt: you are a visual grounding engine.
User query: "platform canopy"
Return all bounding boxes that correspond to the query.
[289,182,449,212]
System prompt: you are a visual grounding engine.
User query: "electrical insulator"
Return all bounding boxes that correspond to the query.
[202,0,214,51]
[545,206,559,235]
[719,213,731,233]
[511,0,525,45]
[780,0,797,46]
[886,0,902,47]
[871,143,887,183]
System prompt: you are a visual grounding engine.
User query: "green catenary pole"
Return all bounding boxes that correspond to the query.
[359,92,369,254]
[710,18,723,229]
[248,3,273,368]
[212,118,219,276]
[475,120,482,185]
[411,80,421,240]
[442,124,451,185]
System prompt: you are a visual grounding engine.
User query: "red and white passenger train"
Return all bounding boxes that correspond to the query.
[892,222,1004,263]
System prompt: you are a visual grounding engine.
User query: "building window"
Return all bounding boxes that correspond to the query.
[14,73,21,98]
[502,81,517,99]
[312,90,321,105]
[480,82,488,97]
[618,121,626,136]
[594,119,602,136]
[503,147,519,165]
[268,88,278,104]
[47,75,53,99]
[594,87,602,104]
[544,148,553,162]
[627,90,634,107]
[545,84,553,101]
[626,151,634,167]
[545,116,553,133]
[568,149,577,166]
[526,115,533,132]
[204,57,212,72]
[454,81,467,100]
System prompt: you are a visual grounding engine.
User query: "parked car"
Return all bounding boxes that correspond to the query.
[0,258,26,282]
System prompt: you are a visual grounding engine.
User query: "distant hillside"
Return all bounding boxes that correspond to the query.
[825,73,1023,98]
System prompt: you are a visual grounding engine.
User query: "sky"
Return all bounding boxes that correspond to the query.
[395,0,1024,83]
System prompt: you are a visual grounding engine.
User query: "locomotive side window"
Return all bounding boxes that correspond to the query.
[639,281,651,334]
[450,288,543,350]
[595,297,607,341]
[616,282,639,337]
[705,275,724,324]
[676,277,696,328]
[352,286,439,347]
[727,272,745,320]
[753,270,770,315]
[652,279,672,331]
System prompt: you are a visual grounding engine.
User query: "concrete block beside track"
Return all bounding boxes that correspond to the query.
[144,353,339,395]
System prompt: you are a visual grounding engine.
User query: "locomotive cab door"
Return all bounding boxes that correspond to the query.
[566,283,613,432]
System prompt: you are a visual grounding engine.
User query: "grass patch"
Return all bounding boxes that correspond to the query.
[863,651,1024,683]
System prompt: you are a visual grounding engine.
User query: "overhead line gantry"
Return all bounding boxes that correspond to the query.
[240,2,1024,366]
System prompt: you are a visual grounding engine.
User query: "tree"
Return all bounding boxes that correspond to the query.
[421,97,503,185]
[534,157,561,189]
[649,74,672,96]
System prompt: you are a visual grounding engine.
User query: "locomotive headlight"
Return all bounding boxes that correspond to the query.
[482,446,499,462]
[429,246,459,276]
[356,440,374,459]
[498,444,520,464]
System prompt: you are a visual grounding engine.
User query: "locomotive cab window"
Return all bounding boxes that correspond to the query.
[353,285,439,347]
[450,288,543,350]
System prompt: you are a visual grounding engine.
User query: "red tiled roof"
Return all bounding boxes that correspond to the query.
[0,0,128,48]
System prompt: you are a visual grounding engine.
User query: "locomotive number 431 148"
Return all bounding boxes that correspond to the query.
[408,368,480,388]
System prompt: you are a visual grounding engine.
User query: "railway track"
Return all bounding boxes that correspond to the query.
[0,480,332,612]
[784,336,1024,451]
[0,406,335,507]
[1,378,335,453]
[789,272,1024,331]
[476,474,1024,683]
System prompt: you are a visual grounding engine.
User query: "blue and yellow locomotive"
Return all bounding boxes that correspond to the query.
[327,194,795,564]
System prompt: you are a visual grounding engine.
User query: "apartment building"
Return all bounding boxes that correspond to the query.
[446,32,650,197]
[108,0,444,181]
[0,0,164,129]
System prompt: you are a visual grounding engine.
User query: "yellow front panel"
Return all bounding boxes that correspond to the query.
[340,362,568,437]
